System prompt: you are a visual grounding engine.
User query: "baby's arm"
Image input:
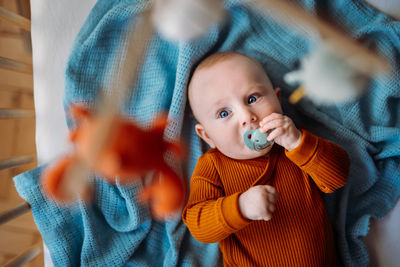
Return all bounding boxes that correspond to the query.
[285,129,349,192]
[260,113,349,192]
[182,154,251,243]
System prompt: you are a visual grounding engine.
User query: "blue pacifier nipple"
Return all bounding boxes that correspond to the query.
[243,128,274,151]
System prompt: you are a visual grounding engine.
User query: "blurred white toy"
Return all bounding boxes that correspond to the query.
[152,0,225,42]
[284,44,369,104]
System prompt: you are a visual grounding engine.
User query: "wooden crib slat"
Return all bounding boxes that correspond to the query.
[0,155,34,170]
[0,57,32,74]
[0,109,34,119]
[2,242,41,267]
[0,6,30,32]
[0,202,31,225]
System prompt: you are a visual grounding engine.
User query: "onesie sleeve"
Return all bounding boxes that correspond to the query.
[285,129,350,193]
[182,152,251,244]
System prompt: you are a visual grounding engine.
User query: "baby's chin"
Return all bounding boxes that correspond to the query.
[222,145,274,160]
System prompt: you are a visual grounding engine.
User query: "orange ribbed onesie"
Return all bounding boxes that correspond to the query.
[182,129,350,266]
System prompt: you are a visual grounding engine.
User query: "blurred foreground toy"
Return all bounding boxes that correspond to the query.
[42,105,186,218]
[42,8,187,219]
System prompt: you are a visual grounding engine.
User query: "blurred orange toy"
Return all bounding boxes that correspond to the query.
[42,104,186,218]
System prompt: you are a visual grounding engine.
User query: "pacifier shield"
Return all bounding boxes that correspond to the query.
[243,129,274,151]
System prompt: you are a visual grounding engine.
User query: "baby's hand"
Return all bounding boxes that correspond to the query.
[259,113,302,151]
[239,185,278,221]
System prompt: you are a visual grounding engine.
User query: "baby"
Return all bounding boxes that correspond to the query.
[182,52,350,266]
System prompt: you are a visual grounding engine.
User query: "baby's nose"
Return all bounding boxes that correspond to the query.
[241,114,257,127]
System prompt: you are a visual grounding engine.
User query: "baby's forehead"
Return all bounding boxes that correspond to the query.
[188,53,270,109]
[191,56,267,90]
[196,54,258,74]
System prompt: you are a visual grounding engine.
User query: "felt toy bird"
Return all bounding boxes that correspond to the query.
[42,104,186,219]
[284,44,369,104]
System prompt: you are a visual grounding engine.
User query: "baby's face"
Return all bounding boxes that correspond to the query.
[190,55,283,160]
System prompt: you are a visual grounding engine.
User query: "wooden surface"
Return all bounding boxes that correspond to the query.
[0,0,43,266]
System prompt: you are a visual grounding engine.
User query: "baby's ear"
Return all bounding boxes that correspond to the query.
[195,124,215,148]
[275,87,281,101]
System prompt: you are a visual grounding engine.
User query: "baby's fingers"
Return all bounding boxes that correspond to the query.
[263,185,276,194]
[263,185,278,201]
[268,204,276,213]
[260,118,284,133]
[260,113,283,126]
[261,209,274,221]
[268,192,278,204]
[267,128,284,142]
[262,203,277,221]
[264,186,278,214]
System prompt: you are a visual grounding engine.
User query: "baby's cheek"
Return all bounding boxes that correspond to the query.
[217,139,234,152]
[228,137,244,152]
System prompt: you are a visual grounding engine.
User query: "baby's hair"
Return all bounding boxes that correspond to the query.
[194,51,264,73]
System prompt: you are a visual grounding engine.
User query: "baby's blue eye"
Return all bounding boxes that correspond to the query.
[248,95,258,104]
[219,110,230,118]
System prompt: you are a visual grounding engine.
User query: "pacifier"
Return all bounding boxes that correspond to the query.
[243,129,274,151]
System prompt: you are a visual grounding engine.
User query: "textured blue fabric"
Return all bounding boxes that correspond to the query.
[14,0,399,266]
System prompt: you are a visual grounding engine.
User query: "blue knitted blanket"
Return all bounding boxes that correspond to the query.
[14,0,399,266]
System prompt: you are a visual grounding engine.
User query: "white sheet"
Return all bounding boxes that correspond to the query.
[30,0,399,266]
[31,0,96,165]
